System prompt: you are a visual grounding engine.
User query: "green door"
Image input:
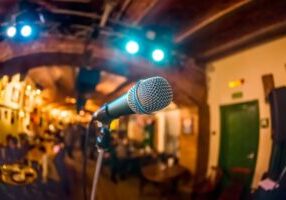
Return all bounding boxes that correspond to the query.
[220,100,259,188]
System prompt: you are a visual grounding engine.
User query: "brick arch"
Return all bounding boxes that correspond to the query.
[0,36,207,106]
[0,52,85,76]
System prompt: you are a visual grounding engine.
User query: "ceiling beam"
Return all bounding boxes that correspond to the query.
[197,20,286,62]
[132,0,159,25]
[175,0,253,43]
[30,0,101,19]
[52,0,90,2]
[115,0,133,20]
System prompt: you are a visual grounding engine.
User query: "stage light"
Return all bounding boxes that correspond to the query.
[20,25,32,37]
[125,40,140,55]
[152,49,165,62]
[6,26,17,38]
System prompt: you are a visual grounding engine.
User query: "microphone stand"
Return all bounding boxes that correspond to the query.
[89,121,111,200]
[90,148,104,200]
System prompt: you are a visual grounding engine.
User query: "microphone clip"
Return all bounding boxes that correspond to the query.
[95,126,111,150]
[92,104,113,124]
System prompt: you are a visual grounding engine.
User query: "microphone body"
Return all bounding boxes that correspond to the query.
[94,94,133,123]
[93,76,173,124]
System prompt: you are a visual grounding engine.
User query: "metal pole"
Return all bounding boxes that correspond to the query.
[90,148,104,200]
[277,165,286,185]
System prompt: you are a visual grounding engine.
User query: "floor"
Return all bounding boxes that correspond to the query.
[0,150,261,200]
[69,151,188,200]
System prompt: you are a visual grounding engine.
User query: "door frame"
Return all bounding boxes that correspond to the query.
[219,100,260,187]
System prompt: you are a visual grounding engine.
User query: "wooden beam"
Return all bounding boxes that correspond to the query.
[195,104,210,183]
[132,0,159,25]
[115,0,133,20]
[175,0,253,43]
[52,0,90,2]
[31,0,101,19]
[197,20,286,62]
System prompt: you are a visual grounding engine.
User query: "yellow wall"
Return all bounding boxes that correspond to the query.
[207,36,286,188]
[0,74,38,141]
[179,107,199,173]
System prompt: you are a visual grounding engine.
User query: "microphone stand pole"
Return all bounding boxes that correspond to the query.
[90,122,111,200]
[90,148,104,200]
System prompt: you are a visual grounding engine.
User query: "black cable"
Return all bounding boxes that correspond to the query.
[83,120,93,200]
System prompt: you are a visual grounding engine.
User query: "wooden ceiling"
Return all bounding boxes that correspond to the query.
[127,0,286,61]
[0,0,285,107]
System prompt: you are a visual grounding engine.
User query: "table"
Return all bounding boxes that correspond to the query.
[0,164,38,185]
[142,163,187,183]
[141,163,187,197]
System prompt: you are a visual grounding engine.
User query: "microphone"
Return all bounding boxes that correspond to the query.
[93,76,173,123]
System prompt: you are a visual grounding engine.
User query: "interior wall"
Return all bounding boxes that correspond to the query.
[207,36,286,188]
[127,115,146,142]
[179,107,199,173]
[164,110,181,154]
[154,110,181,154]
[154,107,199,174]
[155,112,166,153]
[0,74,34,141]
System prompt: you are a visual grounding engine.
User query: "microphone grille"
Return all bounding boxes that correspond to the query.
[127,76,173,114]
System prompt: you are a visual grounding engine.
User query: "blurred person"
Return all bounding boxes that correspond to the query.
[5,134,21,164]
[112,138,129,181]
[38,145,60,183]
[54,129,64,144]
[38,145,49,183]
[63,123,77,159]
[109,135,119,183]
[53,141,71,196]
[18,132,30,159]
[80,125,87,157]
[116,138,128,159]
[144,118,155,148]
[0,143,5,164]
[43,129,53,138]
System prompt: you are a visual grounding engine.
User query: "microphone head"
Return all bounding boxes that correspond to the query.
[127,76,173,114]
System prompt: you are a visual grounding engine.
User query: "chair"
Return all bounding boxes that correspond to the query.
[192,166,223,200]
[177,171,193,200]
[219,167,252,200]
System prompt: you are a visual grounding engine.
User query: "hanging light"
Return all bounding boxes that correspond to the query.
[6,25,17,38]
[125,40,140,55]
[152,48,165,62]
[20,24,33,37]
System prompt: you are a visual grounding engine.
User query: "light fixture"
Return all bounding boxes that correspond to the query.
[61,111,68,118]
[36,89,41,95]
[228,79,245,88]
[26,85,32,91]
[19,111,25,118]
[125,40,140,55]
[152,49,165,62]
[6,26,17,38]
[20,25,32,37]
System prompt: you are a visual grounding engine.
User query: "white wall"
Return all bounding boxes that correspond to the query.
[155,112,166,152]
[207,36,286,188]
[155,109,181,153]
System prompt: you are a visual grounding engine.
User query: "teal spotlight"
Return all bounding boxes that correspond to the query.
[21,25,32,37]
[6,26,17,38]
[152,49,165,62]
[125,40,140,55]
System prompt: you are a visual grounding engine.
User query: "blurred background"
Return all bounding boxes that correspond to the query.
[0,0,285,200]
